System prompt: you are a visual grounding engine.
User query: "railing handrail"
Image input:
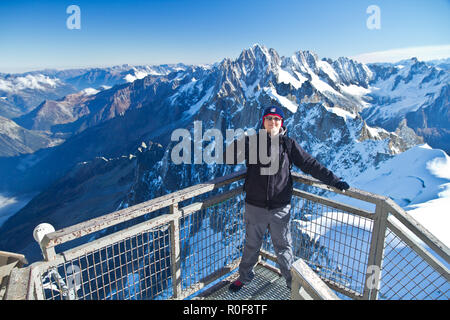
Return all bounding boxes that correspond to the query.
[41,170,384,250]
[39,169,450,267]
[291,258,341,300]
[41,170,246,254]
[291,171,389,204]
[292,171,450,265]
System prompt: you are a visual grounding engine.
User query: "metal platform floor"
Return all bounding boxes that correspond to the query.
[194,263,291,300]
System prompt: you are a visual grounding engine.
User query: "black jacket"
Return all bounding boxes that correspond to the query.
[224,128,341,209]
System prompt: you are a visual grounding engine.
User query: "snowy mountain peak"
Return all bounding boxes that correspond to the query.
[293,50,321,71]
[237,44,281,72]
[331,57,373,88]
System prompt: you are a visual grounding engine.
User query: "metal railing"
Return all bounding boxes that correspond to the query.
[18,169,450,300]
[290,258,341,300]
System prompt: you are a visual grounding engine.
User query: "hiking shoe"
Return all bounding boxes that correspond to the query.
[229,280,244,292]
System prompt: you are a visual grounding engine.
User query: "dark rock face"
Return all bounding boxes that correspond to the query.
[405,84,450,153]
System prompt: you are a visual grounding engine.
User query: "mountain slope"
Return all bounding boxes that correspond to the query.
[0,64,189,120]
[0,116,61,157]
[328,144,450,247]
[362,58,450,153]
[13,88,97,131]
[0,73,77,116]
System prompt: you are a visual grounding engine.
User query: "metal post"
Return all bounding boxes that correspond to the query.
[363,201,388,300]
[33,223,56,261]
[169,203,182,299]
[42,246,56,262]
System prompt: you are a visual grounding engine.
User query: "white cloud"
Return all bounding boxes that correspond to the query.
[0,74,62,92]
[351,45,450,63]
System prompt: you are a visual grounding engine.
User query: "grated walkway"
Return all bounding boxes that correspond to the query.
[195,263,291,300]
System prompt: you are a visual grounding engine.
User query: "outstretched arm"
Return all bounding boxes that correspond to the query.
[290,140,349,190]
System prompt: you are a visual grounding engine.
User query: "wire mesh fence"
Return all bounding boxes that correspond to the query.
[379,227,449,300]
[179,193,245,294]
[262,194,374,298]
[36,191,246,300]
[30,173,449,301]
[38,223,173,300]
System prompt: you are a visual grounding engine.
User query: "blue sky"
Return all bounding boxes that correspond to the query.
[0,0,449,73]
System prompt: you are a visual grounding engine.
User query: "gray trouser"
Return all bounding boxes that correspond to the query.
[238,202,293,288]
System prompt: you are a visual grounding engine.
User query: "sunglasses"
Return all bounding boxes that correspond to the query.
[265,116,282,122]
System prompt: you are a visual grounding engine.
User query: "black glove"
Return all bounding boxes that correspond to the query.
[334,180,350,191]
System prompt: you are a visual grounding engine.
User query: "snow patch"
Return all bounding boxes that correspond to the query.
[340,84,371,97]
[277,69,306,89]
[317,60,339,82]
[124,70,149,83]
[81,88,100,96]
[310,73,344,99]
[184,86,214,116]
[264,87,298,113]
[323,105,356,120]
